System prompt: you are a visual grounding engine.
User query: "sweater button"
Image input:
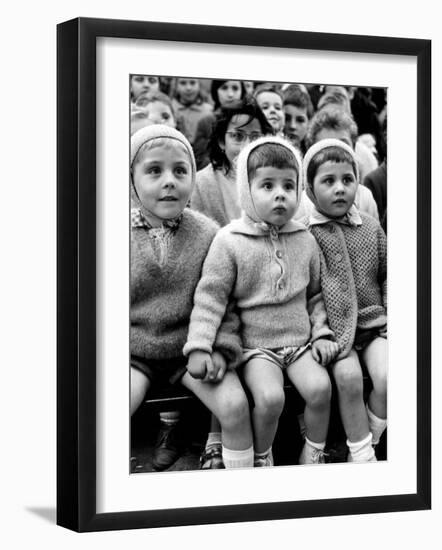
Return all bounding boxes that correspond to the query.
[276,250,283,259]
[341,283,348,291]
[335,253,343,262]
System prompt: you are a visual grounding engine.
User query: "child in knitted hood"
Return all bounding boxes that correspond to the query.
[130,124,254,470]
[185,135,339,466]
[303,138,387,462]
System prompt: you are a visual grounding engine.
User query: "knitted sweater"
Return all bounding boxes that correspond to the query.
[191,164,241,227]
[184,215,334,355]
[305,211,387,359]
[131,208,241,366]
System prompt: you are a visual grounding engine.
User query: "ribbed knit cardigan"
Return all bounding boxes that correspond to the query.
[131,208,242,366]
[305,212,387,359]
[184,135,333,357]
[184,215,334,355]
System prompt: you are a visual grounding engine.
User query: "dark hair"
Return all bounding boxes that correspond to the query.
[208,96,273,173]
[306,146,357,186]
[210,79,246,110]
[283,87,314,118]
[248,143,299,182]
[306,106,358,149]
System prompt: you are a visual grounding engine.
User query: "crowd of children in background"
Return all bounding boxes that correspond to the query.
[129,75,387,472]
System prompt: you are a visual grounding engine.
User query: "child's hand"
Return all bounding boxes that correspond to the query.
[204,351,227,383]
[312,339,340,366]
[187,351,212,379]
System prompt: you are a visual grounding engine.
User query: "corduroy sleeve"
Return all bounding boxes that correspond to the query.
[306,242,335,343]
[183,231,238,357]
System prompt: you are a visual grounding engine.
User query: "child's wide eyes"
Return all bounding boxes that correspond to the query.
[146,165,161,175]
[175,166,188,175]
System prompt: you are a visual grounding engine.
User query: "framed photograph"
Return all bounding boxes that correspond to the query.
[57,17,431,532]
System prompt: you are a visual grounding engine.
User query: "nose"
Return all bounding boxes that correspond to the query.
[162,170,177,188]
[334,180,345,193]
[286,117,295,131]
[275,187,286,201]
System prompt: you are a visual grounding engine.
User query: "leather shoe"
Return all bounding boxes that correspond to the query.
[151,421,182,471]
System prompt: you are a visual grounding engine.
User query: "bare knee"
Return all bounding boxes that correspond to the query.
[304,377,331,409]
[334,361,363,401]
[371,368,387,398]
[253,387,285,420]
[217,390,250,432]
[130,368,150,416]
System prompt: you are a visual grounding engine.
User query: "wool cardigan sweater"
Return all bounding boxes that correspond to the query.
[191,164,241,227]
[131,207,241,367]
[184,135,334,357]
[305,211,387,360]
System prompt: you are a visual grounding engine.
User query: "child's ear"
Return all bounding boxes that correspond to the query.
[218,138,225,152]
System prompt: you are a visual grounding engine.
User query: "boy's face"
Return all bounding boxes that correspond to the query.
[176,79,199,105]
[131,75,159,100]
[217,80,242,108]
[312,160,357,218]
[223,115,263,166]
[250,166,298,227]
[315,128,353,148]
[144,101,176,127]
[132,142,192,220]
[284,105,308,146]
[256,91,285,133]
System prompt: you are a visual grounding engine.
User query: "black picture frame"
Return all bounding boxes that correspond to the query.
[57,17,431,532]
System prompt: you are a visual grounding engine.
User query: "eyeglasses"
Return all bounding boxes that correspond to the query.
[225,131,263,143]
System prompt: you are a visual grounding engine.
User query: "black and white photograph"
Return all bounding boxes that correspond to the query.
[129,75,388,474]
[54,15,432,534]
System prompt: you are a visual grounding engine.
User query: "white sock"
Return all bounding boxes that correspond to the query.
[206,431,222,448]
[366,405,387,445]
[254,447,274,466]
[159,411,180,425]
[297,413,306,439]
[222,445,254,469]
[299,437,326,464]
[347,433,376,462]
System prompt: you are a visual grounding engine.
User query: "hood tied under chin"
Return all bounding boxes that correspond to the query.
[235,135,303,225]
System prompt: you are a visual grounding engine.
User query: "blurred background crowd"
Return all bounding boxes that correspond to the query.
[130,75,387,232]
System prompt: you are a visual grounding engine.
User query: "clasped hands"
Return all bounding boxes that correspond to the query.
[187,350,227,383]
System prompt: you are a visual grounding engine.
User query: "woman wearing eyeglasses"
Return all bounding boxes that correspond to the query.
[190,97,273,469]
[191,96,273,228]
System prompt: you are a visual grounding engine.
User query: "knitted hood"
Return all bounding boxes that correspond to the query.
[236,135,303,223]
[130,124,197,221]
[303,138,359,208]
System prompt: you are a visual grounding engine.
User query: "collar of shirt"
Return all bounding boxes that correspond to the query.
[308,205,362,227]
[131,208,182,231]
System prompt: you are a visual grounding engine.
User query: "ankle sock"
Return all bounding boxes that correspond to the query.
[159,411,180,425]
[299,437,326,464]
[254,447,274,466]
[206,431,222,448]
[222,445,254,469]
[366,405,387,445]
[347,433,376,462]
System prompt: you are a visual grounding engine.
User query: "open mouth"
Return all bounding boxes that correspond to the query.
[333,199,347,205]
[159,196,178,202]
